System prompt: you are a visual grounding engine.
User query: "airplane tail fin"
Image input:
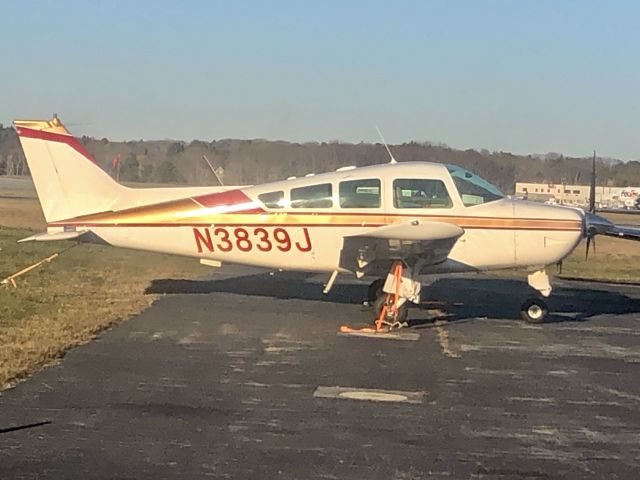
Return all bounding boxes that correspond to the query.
[13,116,126,224]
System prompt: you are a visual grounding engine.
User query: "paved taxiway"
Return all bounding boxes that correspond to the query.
[1,267,639,479]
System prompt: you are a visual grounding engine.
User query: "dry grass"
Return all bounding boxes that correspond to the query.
[558,240,640,283]
[0,199,207,388]
[0,198,45,230]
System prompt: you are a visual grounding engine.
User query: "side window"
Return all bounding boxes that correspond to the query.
[393,179,452,209]
[258,190,284,209]
[339,179,381,208]
[291,183,333,208]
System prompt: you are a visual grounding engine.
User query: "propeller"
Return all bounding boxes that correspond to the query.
[588,151,596,214]
[585,151,597,260]
[575,151,640,254]
[585,233,595,259]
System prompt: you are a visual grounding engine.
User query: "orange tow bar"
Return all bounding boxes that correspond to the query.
[340,260,405,334]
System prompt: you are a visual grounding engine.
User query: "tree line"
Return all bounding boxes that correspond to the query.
[1,125,638,193]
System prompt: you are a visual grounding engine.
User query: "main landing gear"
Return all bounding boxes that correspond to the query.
[371,261,410,330]
[365,277,408,324]
[520,269,551,324]
[342,260,419,333]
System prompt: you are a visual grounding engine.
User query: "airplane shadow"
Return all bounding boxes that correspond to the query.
[146,272,365,305]
[146,273,640,325]
[410,277,640,328]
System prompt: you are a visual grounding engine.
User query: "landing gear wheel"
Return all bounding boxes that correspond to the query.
[367,279,385,305]
[520,298,548,324]
[372,294,408,324]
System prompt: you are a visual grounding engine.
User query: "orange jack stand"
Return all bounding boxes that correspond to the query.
[340,260,405,334]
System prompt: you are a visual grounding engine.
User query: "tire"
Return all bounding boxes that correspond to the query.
[520,298,548,324]
[367,279,385,305]
[372,294,409,324]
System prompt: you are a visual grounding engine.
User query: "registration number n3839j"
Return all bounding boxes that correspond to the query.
[193,227,312,253]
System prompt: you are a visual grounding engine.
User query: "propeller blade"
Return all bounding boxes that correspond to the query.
[588,151,596,214]
[556,261,563,274]
[585,236,591,260]
[592,236,596,255]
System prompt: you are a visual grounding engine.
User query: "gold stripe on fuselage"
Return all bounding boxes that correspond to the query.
[49,206,582,231]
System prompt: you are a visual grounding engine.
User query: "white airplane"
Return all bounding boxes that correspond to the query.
[12,116,640,330]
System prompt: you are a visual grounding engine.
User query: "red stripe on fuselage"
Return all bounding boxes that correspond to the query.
[16,127,99,166]
[192,189,265,213]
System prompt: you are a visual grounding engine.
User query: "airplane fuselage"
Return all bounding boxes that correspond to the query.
[45,162,584,276]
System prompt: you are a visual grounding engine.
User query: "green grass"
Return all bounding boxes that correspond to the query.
[0,226,208,388]
[559,247,640,283]
[0,229,68,324]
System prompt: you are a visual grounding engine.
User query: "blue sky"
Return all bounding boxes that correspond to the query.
[1,1,638,159]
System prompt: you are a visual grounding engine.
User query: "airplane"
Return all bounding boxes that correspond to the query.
[12,116,640,331]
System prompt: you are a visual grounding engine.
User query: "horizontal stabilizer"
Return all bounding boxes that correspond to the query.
[18,230,89,243]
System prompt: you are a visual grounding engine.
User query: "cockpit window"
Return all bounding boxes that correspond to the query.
[258,190,285,209]
[339,179,381,208]
[291,183,333,208]
[447,165,504,207]
[393,179,453,209]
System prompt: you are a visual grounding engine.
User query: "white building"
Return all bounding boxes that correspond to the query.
[514,182,640,209]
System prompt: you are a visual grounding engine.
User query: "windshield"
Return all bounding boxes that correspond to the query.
[446,165,504,207]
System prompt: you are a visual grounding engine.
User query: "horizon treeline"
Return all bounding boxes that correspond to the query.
[1,126,638,193]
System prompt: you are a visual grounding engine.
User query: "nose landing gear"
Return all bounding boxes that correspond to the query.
[521,269,551,323]
[520,297,549,323]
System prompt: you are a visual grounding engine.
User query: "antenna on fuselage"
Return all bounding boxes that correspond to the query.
[202,154,224,186]
[375,126,397,164]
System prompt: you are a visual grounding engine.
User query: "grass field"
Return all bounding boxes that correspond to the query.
[556,212,640,283]
[2,180,640,388]
[0,197,208,388]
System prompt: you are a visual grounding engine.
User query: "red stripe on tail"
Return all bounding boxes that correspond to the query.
[16,127,99,166]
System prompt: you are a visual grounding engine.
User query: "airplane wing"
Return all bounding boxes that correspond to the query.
[340,220,464,277]
[350,220,464,241]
